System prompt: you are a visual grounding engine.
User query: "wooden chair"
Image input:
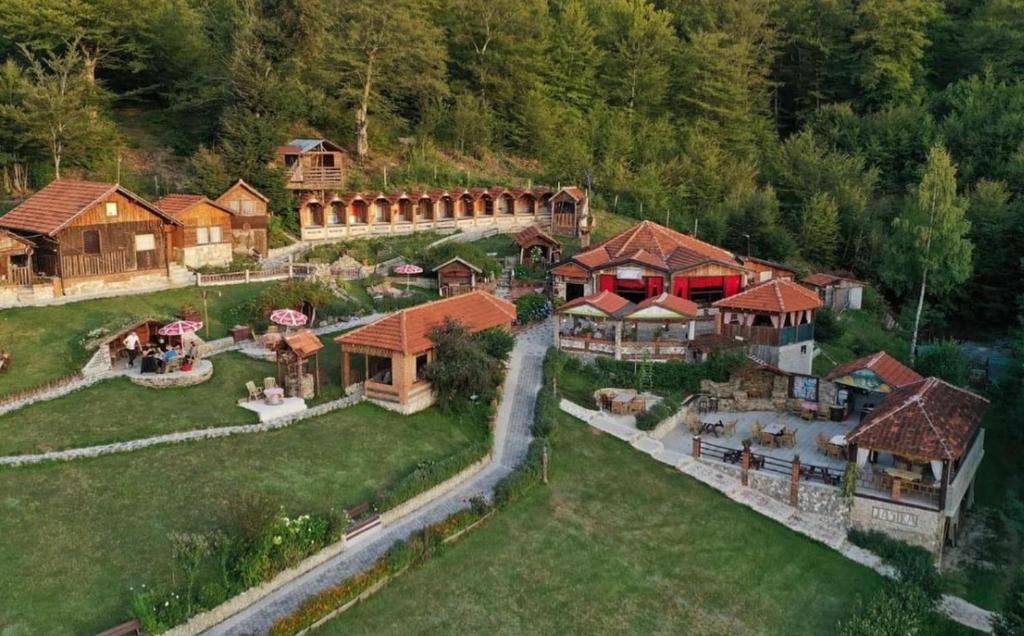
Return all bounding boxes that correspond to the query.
[751,421,763,442]
[246,380,264,401]
[264,376,277,391]
[781,429,796,449]
[723,419,737,437]
[759,430,777,447]
[816,432,829,455]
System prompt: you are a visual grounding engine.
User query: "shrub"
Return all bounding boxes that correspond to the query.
[425,319,504,411]
[846,529,941,600]
[375,440,491,511]
[635,394,682,431]
[593,351,743,394]
[915,339,971,387]
[474,327,515,362]
[994,567,1024,636]
[493,438,547,508]
[515,292,551,323]
[838,583,931,636]
[815,307,842,342]
[233,280,335,330]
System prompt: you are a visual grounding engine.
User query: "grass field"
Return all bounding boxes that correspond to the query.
[318,410,891,636]
[0,401,488,635]
[0,282,277,397]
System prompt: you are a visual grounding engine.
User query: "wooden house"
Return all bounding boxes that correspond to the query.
[803,272,866,311]
[740,256,798,284]
[277,138,347,191]
[155,194,235,269]
[550,186,591,240]
[550,220,751,308]
[514,225,562,265]
[824,351,923,419]
[0,180,181,294]
[0,228,34,287]
[432,256,482,296]
[336,292,516,414]
[216,179,269,256]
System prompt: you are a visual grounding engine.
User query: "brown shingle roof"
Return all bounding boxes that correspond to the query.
[335,291,515,355]
[217,179,269,203]
[846,378,988,460]
[557,291,634,317]
[0,180,179,236]
[712,278,823,313]
[825,351,923,388]
[550,262,589,280]
[803,271,866,287]
[155,194,235,217]
[283,329,324,358]
[571,220,743,274]
[515,225,561,249]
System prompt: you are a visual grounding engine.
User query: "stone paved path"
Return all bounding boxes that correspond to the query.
[203,323,551,636]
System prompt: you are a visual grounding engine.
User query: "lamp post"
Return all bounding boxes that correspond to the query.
[742,233,751,258]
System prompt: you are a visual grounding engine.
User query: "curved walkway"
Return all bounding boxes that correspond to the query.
[203,323,551,636]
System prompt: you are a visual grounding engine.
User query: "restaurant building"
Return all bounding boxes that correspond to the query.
[824,351,923,421]
[335,291,516,414]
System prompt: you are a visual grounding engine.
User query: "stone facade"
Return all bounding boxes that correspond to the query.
[129,360,214,388]
[180,242,233,269]
[849,496,946,558]
[0,280,58,308]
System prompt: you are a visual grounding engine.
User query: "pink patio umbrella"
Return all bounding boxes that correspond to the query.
[158,320,203,337]
[393,263,423,290]
[270,308,309,329]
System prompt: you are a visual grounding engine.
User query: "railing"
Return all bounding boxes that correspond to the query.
[855,470,941,509]
[195,263,320,287]
[289,166,344,188]
[61,250,134,278]
[698,438,843,486]
[947,429,985,513]
[720,323,814,346]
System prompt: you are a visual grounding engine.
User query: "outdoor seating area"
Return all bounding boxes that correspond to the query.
[593,387,651,415]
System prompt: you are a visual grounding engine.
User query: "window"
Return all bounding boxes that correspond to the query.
[83,230,101,254]
[241,200,256,214]
[209,226,223,243]
[105,202,119,217]
[196,227,210,244]
[134,233,156,251]
[228,200,241,212]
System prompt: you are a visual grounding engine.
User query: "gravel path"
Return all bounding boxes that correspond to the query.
[203,323,551,636]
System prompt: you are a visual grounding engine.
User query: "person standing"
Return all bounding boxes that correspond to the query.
[123,331,141,368]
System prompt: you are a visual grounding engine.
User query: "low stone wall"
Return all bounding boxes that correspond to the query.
[0,280,57,308]
[848,496,945,557]
[380,452,493,525]
[129,360,214,388]
[0,374,98,417]
[649,406,686,440]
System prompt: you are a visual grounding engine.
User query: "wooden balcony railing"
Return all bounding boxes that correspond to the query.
[288,166,344,189]
[720,323,814,346]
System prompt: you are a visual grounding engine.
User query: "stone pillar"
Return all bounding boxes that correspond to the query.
[692,435,701,459]
[553,317,561,348]
[790,455,801,507]
[939,460,949,511]
[891,478,902,500]
[614,321,623,360]
[741,446,751,486]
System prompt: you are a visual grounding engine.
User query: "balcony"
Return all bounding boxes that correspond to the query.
[287,166,345,190]
[721,323,814,347]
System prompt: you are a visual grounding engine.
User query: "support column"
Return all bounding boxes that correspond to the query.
[692,435,701,459]
[790,455,801,507]
[614,321,623,360]
[741,446,751,486]
[553,317,561,348]
[688,319,696,341]
[342,350,351,389]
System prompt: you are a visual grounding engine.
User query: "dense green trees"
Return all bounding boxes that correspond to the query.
[1,0,1023,332]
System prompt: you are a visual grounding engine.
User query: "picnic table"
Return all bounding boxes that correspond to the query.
[801,464,842,486]
[763,421,785,436]
[885,467,922,482]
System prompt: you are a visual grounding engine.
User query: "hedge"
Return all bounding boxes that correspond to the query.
[592,350,744,394]
[375,438,491,512]
[846,528,941,600]
[634,394,682,431]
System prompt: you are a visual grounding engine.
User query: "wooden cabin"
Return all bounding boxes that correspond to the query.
[0,180,180,294]
[216,179,269,256]
[0,228,34,287]
[803,272,866,311]
[277,138,347,191]
[514,225,562,265]
[336,292,516,414]
[550,186,589,239]
[432,256,482,296]
[155,194,235,269]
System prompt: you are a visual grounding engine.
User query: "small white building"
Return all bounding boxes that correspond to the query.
[802,272,865,311]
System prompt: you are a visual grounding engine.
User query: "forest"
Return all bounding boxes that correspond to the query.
[0,0,1022,335]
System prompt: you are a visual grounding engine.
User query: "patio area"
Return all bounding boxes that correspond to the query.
[660,410,855,472]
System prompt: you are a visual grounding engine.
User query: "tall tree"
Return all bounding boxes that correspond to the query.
[883,145,973,363]
[331,0,447,158]
[851,0,941,105]
[801,191,841,266]
[547,0,602,112]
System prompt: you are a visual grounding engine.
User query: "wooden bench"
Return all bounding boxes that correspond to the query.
[95,618,148,636]
[346,501,371,520]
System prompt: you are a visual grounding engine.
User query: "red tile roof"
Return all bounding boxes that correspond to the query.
[712,278,823,313]
[571,220,743,274]
[514,225,561,248]
[825,351,923,388]
[803,271,866,287]
[0,180,179,236]
[550,262,589,280]
[155,194,235,217]
[626,292,699,318]
[557,291,634,317]
[846,377,988,460]
[556,186,586,200]
[336,291,515,355]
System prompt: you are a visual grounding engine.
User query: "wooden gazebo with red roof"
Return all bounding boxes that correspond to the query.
[335,291,516,414]
[276,329,325,398]
[514,225,562,265]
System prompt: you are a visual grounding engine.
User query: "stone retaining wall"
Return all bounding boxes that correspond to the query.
[380,452,493,525]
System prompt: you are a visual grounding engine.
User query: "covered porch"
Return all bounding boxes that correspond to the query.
[340,342,433,411]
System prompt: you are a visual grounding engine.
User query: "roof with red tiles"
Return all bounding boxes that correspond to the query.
[555,186,586,200]
[217,179,269,203]
[626,292,699,318]
[515,225,561,248]
[557,291,634,317]
[335,291,516,355]
[319,185,558,205]
[283,329,324,358]
[846,377,988,460]
[712,278,823,313]
[570,220,744,274]
[550,262,589,280]
[0,180,179,236]
[825,351,923,389]
[155,194,235,217]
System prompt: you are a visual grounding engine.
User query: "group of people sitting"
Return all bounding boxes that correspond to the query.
[123,331,199,374]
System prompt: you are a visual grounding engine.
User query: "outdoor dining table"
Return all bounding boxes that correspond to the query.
[885,467,923,482]
[701,421,724,437]
[264,387,285,406]
[763,421,785,436]
[829,434,847,446]
[610,392,636,415]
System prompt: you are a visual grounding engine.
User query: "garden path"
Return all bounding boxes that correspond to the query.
[203,322,551,636]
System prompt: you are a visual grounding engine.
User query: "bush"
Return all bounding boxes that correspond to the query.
[425,319,504,411]
[493,438,547,508]
[846,529,941,600]
[375,440,491,511]
[635,394,682,431]
[474,327,515,362]
[994,567,1024,636]
[838,583,931,636]
[515,292,551,323]
[915,339,971,387]
[592,351,743,394]
[815,307,842,343]
[232,280,335,330]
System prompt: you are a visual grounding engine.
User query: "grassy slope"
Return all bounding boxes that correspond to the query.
[0,402,488,636]
[0,282,276,397]
[321,412,888,636]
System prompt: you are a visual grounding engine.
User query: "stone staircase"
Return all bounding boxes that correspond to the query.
[168,263,195,285]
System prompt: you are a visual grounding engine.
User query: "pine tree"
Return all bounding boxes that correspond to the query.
[851,0,941,105]
[800,192,841,267]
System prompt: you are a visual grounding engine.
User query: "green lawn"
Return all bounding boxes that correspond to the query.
[319,412,889,635]
[0,282,277,397]
[0,402,488,636]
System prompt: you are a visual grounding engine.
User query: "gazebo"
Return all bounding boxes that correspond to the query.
[276,329,323,398]
[514,225,562,265]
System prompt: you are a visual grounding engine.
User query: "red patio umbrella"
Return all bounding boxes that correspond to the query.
[270,308,309,328]
[393,263,423,290]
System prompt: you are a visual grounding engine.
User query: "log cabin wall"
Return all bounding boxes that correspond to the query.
[171,202,232,249]
[55,192,169,279]
[218,183,267,217]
